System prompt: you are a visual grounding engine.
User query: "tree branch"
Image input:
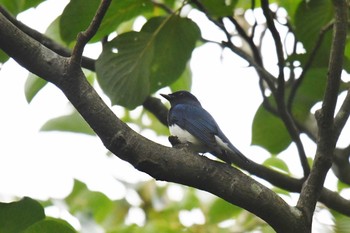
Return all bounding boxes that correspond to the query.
[0,11,309,233]
[297,0,348,226]
[70,0,111,65]
[143,96,168,126]
[260,0,285,87]
[0,6,96,71]
[261,0,310,177]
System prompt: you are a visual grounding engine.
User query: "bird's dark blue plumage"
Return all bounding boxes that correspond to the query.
[161,90,249,164]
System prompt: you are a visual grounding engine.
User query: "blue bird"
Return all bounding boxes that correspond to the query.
[161,90,249,164]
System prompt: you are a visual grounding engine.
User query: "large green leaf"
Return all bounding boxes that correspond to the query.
[96,31,154,109]
[170,63,192,92]
[0,0,43,15]
[291,68,328,122]
[295,0,333,50]
[292,0,334,69]
[263,157,290,174]
[0,197,45,233]
[40,109,95,135]
[291,68,349,122]
[59,0,153,44]
[96,15,200,109]
[45,16,66,46]
[252,105,291,154]
[194,0,238,17]
[24,73,47,103]
[141,15,200,92]
[277,0,303,21]
[23,219,76,233]
[60,0,99,44]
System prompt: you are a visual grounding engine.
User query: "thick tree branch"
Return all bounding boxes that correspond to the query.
[0,11,309,233]
[297,0,348,226]
[0,6,96,71]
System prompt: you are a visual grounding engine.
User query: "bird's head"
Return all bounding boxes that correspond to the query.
[160,90,201,106]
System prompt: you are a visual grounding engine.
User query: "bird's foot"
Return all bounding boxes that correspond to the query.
[168,135,181,147]
[168,136,194,152]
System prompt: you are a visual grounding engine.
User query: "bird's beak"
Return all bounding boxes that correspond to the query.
[160,93,171,101]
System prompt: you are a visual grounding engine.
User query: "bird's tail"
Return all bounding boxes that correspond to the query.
[224,144,250,165]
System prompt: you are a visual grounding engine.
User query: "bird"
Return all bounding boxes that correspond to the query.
[161,90,249,164]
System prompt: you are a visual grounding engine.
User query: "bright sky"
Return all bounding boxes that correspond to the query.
[0,0,345,232]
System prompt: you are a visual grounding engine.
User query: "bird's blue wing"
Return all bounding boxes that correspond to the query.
[170,104,249,164]
[169,104,219,148]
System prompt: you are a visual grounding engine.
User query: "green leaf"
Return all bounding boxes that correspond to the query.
[277,0,303,21]
[337,180,350,192]
[207,198,241,224]
[263,157,290,174]
[24,73,47,103]
[40,110,95,135]
[141,15,200,92]
[196,0,238,17]
[60,0,99,44]
[252,105,291,154]
[96,31,154,109]
[0,197,45,233]
[294,0,333,53]
[291,68,327,121]
[96,0,153,42]
[45,16,66,46]
[66,180,129,228]
[0,48,9,63]
[0,0,43,15]
[60,0,153,44]
[23,219,76,233]
[334,216,350,233]
[96,15,199,109]
[170,64,192,92]
[292,0,334,69]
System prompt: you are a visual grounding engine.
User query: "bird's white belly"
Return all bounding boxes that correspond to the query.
[169,124,201,145]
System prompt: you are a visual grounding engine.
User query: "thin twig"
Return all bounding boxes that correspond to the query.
[261,0,285,96]
[227,16,263,66]
[334,88,350,138]
[70,0,112,65]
